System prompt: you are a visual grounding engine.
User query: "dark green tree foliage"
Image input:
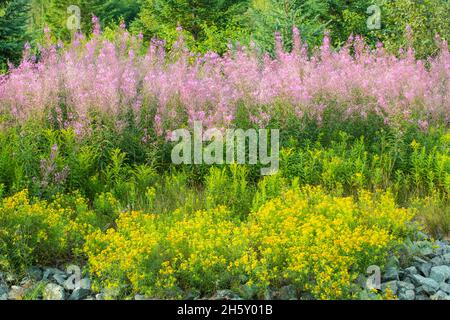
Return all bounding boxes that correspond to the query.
[0,0,30,70]
[136,0,249,41]
[39,0,141,39]
[244,0,329,53]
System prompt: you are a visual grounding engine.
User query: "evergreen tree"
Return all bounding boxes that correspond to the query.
[0,0,30,70]
[137,0,249,41]
[41,0,142,40]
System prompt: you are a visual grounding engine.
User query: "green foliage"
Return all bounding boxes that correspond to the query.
[243,0,328,52]
[0,0,30,70]
[32,0,141,40]
[134,0,249,52]
[374,0,450,58]
[0,190,98,274]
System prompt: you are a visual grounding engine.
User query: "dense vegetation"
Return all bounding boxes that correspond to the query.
[0,0,448,300]
[1,0,449,71]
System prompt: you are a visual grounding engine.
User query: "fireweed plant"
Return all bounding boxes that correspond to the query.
[0,18,449,299]
[0,20,448,136]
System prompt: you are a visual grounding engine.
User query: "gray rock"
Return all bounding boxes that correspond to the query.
[411,275,440,295]
[417,262,432,277]
[398,289,415,300]
[397,281,415,291]
[276,285,297,300]
[68,288,90,300]
[413,256,429,265]
[8,286,25,300]
[405,266,418,275]
[430,290,449,301]
[95,293,105,300]
[429,265,450,283]
[443,253,450,264]
[440,282,450,294]
[381,281,398,295]
[211,290,242,300]
[26,267,43,281]
[43,283,65,300]
[43,268,65,280]
[134,294,150,300]
[430,256,443,266]
[63,276,91,291]
[0,284,8,300]
[415,294,430,300]
[52,273,67,286]
[383,267,399,281]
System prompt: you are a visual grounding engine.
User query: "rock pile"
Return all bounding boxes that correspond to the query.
[381,240,450,300]
[0,266,94,300]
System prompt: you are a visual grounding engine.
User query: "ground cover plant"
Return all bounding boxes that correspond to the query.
[0,3,449,301]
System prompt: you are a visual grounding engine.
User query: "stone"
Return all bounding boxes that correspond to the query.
[398,289,415,300]
[415,295,430,300]
[63,276,91,291]
[381,281,398,295]
[0,284,8,300]
[429,265,450,283]
[43,283,65,300]
[382,267,399,281]
[442,253,450,264]
[52,273,67,286]
[430,256,443,266]
[411,275,439,295]
[405,266,418,275]
[95,293,105,300]
[440,282,450,294]
[43,267,65,280]
[397,281,415,291]
[68,287,90,300]
[134,294,151,300]
[8,286,25,300]
[430,290,449,301]
[276,285,297,300]
[417,262,432,277]
[211,290,242,300]
[26,267,43,281]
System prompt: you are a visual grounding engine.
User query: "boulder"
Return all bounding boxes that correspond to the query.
[0,284,8,300]
[429,265,450,283]
[8,286,25,300]
[398,289,415,300]
[382,267,399,281]
[26,267,43,281]
[68,287,91,300]
[417,262,432,277]
[43,283,65,300]
[404,266,418,275]
[410,275,439,295]
[439,282,450,294]
[430,290,449,301]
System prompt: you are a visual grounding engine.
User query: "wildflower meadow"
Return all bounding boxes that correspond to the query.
[0,0,449,303]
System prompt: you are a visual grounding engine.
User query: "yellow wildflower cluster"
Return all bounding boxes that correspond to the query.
[84,186,414,299]
[0,190,98,273]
